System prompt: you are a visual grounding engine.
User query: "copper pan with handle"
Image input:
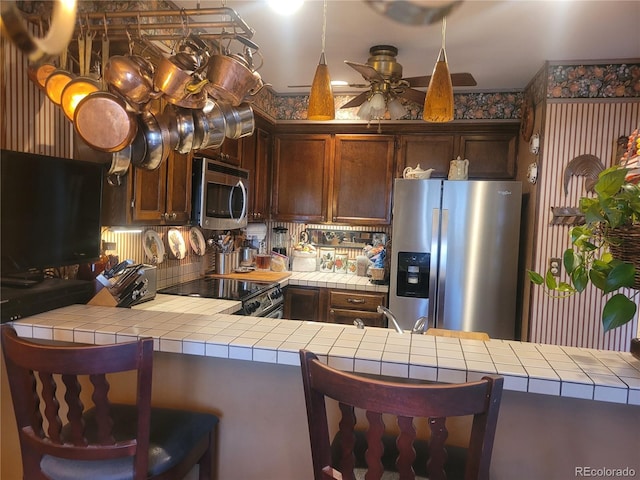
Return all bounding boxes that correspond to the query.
[73,91,138,153]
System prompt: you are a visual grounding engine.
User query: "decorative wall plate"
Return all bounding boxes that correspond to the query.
[166,228,187,260]
[189,227,207,256]
[143,230,165,264]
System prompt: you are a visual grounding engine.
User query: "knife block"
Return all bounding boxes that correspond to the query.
[87,287,118,307]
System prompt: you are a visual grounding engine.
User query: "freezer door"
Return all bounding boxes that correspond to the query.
[389,179,442,331]
[438,180,522,339]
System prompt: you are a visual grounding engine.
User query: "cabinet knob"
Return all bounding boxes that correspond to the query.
[161,213,167,220]
[171,212,177,219]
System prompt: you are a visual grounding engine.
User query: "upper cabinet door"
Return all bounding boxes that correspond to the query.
[396,134,455,178]
[272,134,333,223]
[332,135,395,225]
[458,133,517,179]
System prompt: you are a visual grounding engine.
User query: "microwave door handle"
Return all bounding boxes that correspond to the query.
[229,180,248,223]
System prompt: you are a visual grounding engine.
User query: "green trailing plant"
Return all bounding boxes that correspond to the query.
[528,165,640,332]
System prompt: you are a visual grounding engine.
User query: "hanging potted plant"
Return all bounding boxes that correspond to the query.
[528,131,640,332]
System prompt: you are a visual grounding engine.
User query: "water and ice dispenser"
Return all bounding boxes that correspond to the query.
[396,252,430,298]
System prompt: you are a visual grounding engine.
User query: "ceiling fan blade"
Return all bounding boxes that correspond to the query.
[405,75,431,87]
[450,72,477,86]
[344,60,385,83]
[340,92,368,109]
[404,72,477,87]
[398,88,426,105]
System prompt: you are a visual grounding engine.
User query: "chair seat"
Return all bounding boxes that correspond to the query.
[41,404,219,480]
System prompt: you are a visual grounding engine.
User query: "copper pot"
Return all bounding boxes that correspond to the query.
[104,55,161,109]
[73,91,137,153]
[154,55,208,106]
[205,54,264,106]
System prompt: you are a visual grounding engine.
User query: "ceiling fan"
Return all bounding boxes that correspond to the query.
[341,44,476,110]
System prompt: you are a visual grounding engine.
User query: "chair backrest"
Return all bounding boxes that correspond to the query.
[425,328,490,341]
[299,349,503,480]
[1,325,153,480]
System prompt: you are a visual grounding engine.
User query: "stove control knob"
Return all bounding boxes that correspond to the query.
[270,287,283,300]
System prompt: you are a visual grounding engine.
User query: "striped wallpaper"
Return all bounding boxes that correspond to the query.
[529,101,640,351]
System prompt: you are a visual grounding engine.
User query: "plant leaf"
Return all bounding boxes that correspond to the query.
[605,262,636,292]
[544,270,558,290]
[563,249,580,274]
[571,265,589,292]
[602,294,637,332]
[527,270,544,285]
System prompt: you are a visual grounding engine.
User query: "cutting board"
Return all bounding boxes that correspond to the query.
[208,271,292,282]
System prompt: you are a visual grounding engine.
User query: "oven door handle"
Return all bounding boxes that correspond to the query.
[229,179,248,224]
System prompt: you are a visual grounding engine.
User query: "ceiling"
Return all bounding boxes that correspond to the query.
[172,0,640,99]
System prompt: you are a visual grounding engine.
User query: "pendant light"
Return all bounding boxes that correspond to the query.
[423,17,454,123]
[308,0,335,120]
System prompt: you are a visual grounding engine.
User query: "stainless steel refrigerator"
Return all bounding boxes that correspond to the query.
[389,179,522,339]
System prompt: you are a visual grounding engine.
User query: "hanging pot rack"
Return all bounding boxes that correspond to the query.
[26,7,256,44]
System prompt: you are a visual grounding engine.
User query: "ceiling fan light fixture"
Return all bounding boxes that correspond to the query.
[357,98,374,120]
[308,0,335,121]
[369,92,386,117]
[387,97,406,119]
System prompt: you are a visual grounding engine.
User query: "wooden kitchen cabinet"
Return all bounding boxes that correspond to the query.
[397,134,456,178]
[272,133,395,225]
[241,127,271,222]
[284,286,325,321]
[327,289,387,328]
[101,150,192,226]
[458,133,517,178]
[272,134,332,223]
[397,125,518,179]
[332,135,395,225]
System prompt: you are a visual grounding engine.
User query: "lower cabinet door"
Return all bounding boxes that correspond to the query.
[284,286,322,322]
[328,308,387,328]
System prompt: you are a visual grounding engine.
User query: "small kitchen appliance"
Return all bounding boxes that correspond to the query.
[271,226,289,255]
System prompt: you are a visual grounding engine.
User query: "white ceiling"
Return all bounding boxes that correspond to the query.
[175,0,640,97]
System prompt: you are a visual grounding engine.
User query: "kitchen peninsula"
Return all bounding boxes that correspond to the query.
[2,273,639,480]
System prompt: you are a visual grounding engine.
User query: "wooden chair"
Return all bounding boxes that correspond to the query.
[299,349,503,480]
[425,328,490,341]
[1,325,218,480]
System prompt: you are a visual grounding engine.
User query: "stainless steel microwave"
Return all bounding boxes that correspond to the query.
[192,157,249,230]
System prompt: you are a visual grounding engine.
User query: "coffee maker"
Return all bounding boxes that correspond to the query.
[272,226,289,255]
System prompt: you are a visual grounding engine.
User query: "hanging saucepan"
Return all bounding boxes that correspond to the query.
[163,103,196,154]
[192,99,226,151]
[205,54,264,106]
[107,144,131,186]
[103,55,161,110]
[27,62,56,92]
[154,55,208,106]
[218,102,255,139]
[135,110,170,170]
[73,91,138,153]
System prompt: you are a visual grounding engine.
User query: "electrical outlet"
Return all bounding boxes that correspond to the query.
[549,258,561,277]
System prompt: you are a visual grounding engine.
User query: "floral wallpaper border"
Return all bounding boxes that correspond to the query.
[257,62,640,121]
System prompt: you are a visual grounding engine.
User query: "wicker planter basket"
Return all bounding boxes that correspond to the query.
[607,224,640,290]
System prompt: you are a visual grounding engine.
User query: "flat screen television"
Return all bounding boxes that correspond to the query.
[1,149,104,277]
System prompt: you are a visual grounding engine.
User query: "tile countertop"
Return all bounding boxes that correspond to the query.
[8,294,640,406]
[284,271,389,292]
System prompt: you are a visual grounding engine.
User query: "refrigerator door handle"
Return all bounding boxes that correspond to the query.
[436,209,449,327]
[428,208,440,324]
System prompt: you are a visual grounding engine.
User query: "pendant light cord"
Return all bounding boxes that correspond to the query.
[321,0,327,54]
[441,17,446,50]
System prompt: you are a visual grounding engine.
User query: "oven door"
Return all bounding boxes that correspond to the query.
[262,304,284,319]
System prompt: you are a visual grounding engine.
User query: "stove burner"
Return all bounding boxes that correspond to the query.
[158,277,283,317]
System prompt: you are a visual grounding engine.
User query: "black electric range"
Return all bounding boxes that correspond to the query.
[158,277,284,317]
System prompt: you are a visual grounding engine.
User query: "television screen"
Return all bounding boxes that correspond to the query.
[1,149,104,276]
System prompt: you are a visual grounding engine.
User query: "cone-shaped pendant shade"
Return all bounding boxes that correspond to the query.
[423,48,454,122]
[308,52,335,120]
